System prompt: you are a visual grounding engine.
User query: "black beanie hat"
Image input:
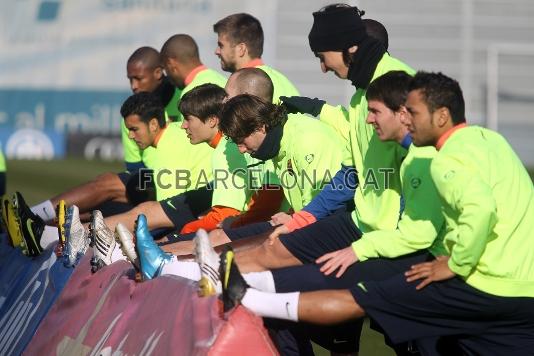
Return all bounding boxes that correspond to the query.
[308,6,368,52]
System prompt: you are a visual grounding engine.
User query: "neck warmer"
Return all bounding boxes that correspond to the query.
[152,76,175,107]
[347,37,386,89]
[251,124,284,161]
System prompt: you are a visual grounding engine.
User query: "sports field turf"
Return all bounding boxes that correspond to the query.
[5,158,533,355]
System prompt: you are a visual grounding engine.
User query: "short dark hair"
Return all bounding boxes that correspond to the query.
[219,94,286,143]
[213,13,264,58]
[120,92,165,127]
[409,71,466,125]
[366,71,412,111]
[127,46,161,69]
[179,83,227,122]
[160,34,200,64]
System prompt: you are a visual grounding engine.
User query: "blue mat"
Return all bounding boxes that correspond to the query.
[0,234,73,355]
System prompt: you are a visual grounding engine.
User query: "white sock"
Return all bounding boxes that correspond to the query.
[243,271,276,292]
[40,226,59,250]
[31,200,56,222]
[110,244,126,263]
[160,256,201,281]
[241,289,300,322]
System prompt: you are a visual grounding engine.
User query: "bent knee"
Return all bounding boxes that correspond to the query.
[132,201,161,215]
[258,239,300,268]
[95,172,125,194]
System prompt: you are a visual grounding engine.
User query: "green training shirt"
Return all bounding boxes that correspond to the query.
[432,125,534,297]
[319,53,415,233]
[273,113,344,211]
[211,137,253,211]
[142,122,213,201]
[256,64,299,102]
[177,68,227,123]
[352,145,447,261]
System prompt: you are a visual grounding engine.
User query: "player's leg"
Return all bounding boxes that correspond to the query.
[234,212,361,273]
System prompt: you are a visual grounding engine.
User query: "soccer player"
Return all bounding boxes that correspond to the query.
[213,13,299,100]
[95,34,227,234]
[222,71,534,355]
[212,4,414,274]
[145,71,448,355]
[158,68,346,255]
[28,47,179,223]
[174,83,253,234]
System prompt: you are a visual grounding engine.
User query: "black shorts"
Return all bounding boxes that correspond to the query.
[351,274,534,355]
[279,212,362,264]
[223,221,274,241]
[269,252,430,353]
[159,185,213,230]
[271,251,429,293]
[117,171,132,186]
[0,172,6,196]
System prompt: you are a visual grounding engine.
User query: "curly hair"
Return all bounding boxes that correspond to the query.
[219,94,286,143]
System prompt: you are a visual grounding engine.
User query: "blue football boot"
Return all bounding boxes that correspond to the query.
[135,214,172,280]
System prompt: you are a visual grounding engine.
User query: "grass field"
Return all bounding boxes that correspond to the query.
[5,158,534,356]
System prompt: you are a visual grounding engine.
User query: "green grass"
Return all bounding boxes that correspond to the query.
[5,158,124,205]
[313,319,395,356]
[5,158,533,356]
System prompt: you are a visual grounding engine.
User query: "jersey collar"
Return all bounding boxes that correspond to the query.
[242,58,264,68]
[436,123,467,150]
[153,124,168,148]
[184,65,207,86]
[209,131,223,148]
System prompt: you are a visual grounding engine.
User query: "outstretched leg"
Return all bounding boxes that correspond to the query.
[42,172,128,217]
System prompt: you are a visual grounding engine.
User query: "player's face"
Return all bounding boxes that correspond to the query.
[235,129,266,155]
[181,115,215,144]
[215,33,239,73]
[125,115,156,149]
[127,61,161,94]
[366,100,406,142]
[405,89,438,147]
[316,51,348,79]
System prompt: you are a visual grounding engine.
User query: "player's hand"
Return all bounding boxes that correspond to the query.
[268,224,290,245]
[316,246,359,278]
[405,256,455,290]
[279,96,326,116]
[270,212,292,225]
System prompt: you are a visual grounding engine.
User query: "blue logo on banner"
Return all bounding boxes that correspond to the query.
[0,129,65,159]
[37,1,62,22]
[0,88,128,159]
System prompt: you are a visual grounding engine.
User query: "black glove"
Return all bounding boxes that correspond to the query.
[280,96,326,117]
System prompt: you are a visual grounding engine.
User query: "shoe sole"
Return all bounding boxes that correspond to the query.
[222,250,235,288]
[90,210,115,267]
[63,207,76,265]
[56,200,66,246]
[115,226,139,269]
[198,262,220,297]
[23,218,43,256]
[2,197,24,249]
[14,193,43,256]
